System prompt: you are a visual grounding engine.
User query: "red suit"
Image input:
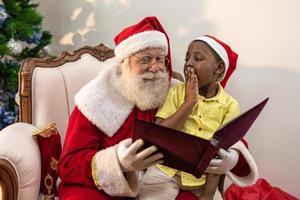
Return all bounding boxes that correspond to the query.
[57,59,258,200]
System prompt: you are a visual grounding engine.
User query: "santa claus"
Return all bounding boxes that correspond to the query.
[57,16,258,200]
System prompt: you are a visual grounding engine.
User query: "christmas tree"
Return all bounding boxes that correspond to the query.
[0,0,52,129]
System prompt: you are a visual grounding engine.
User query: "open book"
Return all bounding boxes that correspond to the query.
[133,98,269,178]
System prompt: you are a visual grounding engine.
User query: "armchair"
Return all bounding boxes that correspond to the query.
[0,44,184,200]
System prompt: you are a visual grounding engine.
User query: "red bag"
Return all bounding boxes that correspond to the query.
[225,178,298,200]
[33,123,62,199]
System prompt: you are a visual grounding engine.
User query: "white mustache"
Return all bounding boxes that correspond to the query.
[142,71,168,79]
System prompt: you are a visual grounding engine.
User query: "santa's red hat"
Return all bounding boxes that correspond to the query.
[114,16,172,77]
[195,35,238,87]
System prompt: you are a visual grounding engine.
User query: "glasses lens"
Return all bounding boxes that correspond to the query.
[133,54,167,67]
[139,56,152,64]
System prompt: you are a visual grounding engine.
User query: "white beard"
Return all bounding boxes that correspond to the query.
[118,59,170,111]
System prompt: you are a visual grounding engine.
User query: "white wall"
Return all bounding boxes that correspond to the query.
[36,0,300,198]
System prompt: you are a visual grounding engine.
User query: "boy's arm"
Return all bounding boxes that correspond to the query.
[157,67,198,130]
[201,173,221,199]
[156,101,193,129]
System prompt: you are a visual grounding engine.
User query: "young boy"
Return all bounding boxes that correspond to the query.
[137,35,240,200]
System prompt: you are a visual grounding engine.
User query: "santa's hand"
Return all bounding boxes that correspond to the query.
[205,148,239,174]
[117,138,164,172]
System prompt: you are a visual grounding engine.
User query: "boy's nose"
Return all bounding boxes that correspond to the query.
[186,58,194,67]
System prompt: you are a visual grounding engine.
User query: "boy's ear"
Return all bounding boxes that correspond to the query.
[215,61,225,77]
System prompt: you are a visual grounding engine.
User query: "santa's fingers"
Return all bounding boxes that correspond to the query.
[126,139,144,154]
[205,166,223,174]
[143,152,164,164]
[209,158,223,166]
[142,159,164,169]
[136,145,159,160]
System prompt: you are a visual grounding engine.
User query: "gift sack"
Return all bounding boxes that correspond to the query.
[225,178,298,200]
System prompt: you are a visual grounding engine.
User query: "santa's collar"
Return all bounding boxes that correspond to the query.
[74,57,134,137]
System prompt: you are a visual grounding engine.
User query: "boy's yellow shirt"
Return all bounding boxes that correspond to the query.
[156,83,239,186]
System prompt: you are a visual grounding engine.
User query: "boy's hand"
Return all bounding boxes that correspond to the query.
[184,67,198,106]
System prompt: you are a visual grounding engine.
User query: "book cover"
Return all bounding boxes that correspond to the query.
[133,98,269,178]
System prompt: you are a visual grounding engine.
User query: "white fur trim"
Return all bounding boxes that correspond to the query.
[114,31,168,62]
[92,145,139,197]
[75,57,134,137]
[195,36,229,72]
[226,141,259,187]
[170,77,182,87]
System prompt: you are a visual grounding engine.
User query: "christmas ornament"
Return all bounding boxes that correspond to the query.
[0,103,4,116]
[27,32,43,44]
[7,38,23,55]
[2,111,15,124]
[0,100,17,129]
[0,5,8,28]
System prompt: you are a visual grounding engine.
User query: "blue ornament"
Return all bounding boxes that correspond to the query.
[2,111,15,125]
[26,32,43,44]
[0,5,8,28]
[0,94,17,129]
[0,104,4,116]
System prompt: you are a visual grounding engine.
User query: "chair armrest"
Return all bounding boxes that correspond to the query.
[0,123,41,200]
[0,157,18,200]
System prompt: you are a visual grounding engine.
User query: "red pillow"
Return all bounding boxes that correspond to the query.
[33,123,62,198]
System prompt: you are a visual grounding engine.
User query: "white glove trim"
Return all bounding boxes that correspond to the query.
[225,141,259,187]
[92,145,139,197]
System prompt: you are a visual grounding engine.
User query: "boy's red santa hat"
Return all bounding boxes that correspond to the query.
[114,16,172,77]
[195,35,238,87]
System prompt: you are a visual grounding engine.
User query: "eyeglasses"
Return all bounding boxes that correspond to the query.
[131,54,168,67]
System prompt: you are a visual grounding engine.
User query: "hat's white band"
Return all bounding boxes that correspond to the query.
[195,36,229,69]
[114,30,168,62]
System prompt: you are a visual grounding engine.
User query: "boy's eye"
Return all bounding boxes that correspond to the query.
[184,56,203,62]
[194,57,203,61]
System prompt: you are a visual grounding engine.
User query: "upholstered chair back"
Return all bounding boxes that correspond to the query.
[19,44,115,141]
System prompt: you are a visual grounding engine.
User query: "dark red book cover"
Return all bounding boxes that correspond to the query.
[133,98,268,178]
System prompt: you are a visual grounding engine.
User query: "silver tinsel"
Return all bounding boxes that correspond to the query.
[7,39,23,55]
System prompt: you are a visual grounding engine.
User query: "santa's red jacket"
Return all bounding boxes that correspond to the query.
[57,58,258,200]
